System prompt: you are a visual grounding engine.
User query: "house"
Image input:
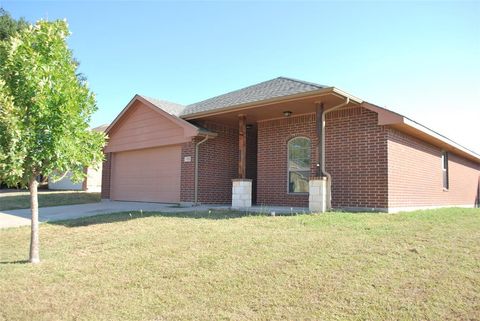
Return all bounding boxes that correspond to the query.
[100,77,480,212]
[48,124,108,192]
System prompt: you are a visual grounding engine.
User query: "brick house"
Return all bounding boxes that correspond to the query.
[101,77,480,212]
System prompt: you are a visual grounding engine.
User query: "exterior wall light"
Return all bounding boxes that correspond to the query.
[283,111,292,117]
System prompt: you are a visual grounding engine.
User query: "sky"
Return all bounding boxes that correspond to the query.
[3,1,480,152]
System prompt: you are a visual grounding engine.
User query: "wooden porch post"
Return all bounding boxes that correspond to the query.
[238,114,247,179]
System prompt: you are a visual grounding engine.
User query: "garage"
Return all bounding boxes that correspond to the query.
[111,145,181,202]
[102,95,205,203]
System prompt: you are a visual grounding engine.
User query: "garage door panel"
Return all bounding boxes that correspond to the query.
[111,146,181,202]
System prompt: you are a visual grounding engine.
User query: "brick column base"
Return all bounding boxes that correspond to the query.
[232,179,252,209]
[309,177,328,213]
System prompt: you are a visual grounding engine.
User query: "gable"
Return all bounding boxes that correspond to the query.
[105,100,193,153]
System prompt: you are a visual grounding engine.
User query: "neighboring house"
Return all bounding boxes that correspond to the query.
[100,77,480,212]
[48,124,108,192]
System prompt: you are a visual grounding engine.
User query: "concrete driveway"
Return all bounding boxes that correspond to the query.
[0,201,196,229]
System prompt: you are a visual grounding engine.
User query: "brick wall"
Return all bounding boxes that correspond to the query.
[257,114,319,207]
[100,152,112,199]
[257,107,389,209]
[325,107,389,210]
[180,121,240,204]
[180,139,196,202]
[387,128,480,209]
[246,126,258,204]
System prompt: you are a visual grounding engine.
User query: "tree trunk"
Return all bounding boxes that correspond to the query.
[29,177,40,264]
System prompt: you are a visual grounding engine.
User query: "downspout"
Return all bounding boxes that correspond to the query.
[194,135,210,205]
[320,97,350,209]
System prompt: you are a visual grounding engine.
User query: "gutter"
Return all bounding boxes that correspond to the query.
[320,97,350,209]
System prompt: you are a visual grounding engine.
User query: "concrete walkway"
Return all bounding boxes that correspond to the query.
[0,201,215,229]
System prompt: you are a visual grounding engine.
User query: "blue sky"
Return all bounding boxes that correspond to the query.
[3,1,480,152]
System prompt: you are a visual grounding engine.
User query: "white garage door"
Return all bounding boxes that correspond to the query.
[111,145,181,203]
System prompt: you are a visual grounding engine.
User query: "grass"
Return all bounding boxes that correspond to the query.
[0,208,479,321]
[0,191,101,210]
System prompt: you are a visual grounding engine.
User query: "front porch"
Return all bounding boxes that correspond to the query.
[185,89,356,212]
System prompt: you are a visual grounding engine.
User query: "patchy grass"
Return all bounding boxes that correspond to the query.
[0,191,100,210]
[0,208,479,321]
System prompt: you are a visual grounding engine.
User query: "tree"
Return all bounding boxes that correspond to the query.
[0,9,27,189]
[0,8,28,41]
[0,19,105,264]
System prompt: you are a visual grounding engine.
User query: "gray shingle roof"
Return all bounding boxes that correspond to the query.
[91,124,109,132]
[140,95,185,116]
[181,77,328,117]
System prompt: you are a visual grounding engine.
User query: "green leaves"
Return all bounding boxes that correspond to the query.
[0,19,106,186]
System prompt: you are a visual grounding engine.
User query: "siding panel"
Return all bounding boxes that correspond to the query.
[105,101,188,153]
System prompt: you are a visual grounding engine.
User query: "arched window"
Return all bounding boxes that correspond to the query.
[288,137,311,193]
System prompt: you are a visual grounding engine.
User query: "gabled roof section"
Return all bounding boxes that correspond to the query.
[181,77,328,117]
[91,124,109,132]
[105,94,212,138]
[140,95,185,116]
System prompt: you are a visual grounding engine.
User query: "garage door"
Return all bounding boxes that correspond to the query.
[111,145,181,203]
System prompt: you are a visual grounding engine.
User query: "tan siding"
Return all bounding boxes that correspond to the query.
[111,146,181,203]
[105,101,188,153]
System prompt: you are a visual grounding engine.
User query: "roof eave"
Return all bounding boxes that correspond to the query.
[361,102,480,163]
[399,118,480,163]
[180,87,362,120]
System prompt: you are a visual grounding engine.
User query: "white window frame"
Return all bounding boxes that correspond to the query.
[441,151,449,190]
[287,137,311,194]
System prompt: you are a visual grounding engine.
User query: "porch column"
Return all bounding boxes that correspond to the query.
[309,177,328,213]
[232,114,252,209]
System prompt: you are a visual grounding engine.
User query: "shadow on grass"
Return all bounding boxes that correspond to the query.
[0,191,100,211]
[49,209,291,228]
[0,260,29,265]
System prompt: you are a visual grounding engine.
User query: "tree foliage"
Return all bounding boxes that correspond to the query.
[0,8,28,41]
[0,19,105,186]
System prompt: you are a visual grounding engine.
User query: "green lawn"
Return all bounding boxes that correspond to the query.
[0,191,100,210]
[0,208,479,321]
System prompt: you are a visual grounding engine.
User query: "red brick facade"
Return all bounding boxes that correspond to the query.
[179,139,196,202]
[103,105,480,211]
[100,152,112,199]
[387,128,480,210]
[257,114,318,207]
[180,122,240,204]
[256,107,389,209]
[325,107,389,210]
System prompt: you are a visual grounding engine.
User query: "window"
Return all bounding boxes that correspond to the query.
[442,151,449,190]
[288,137,311,193]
